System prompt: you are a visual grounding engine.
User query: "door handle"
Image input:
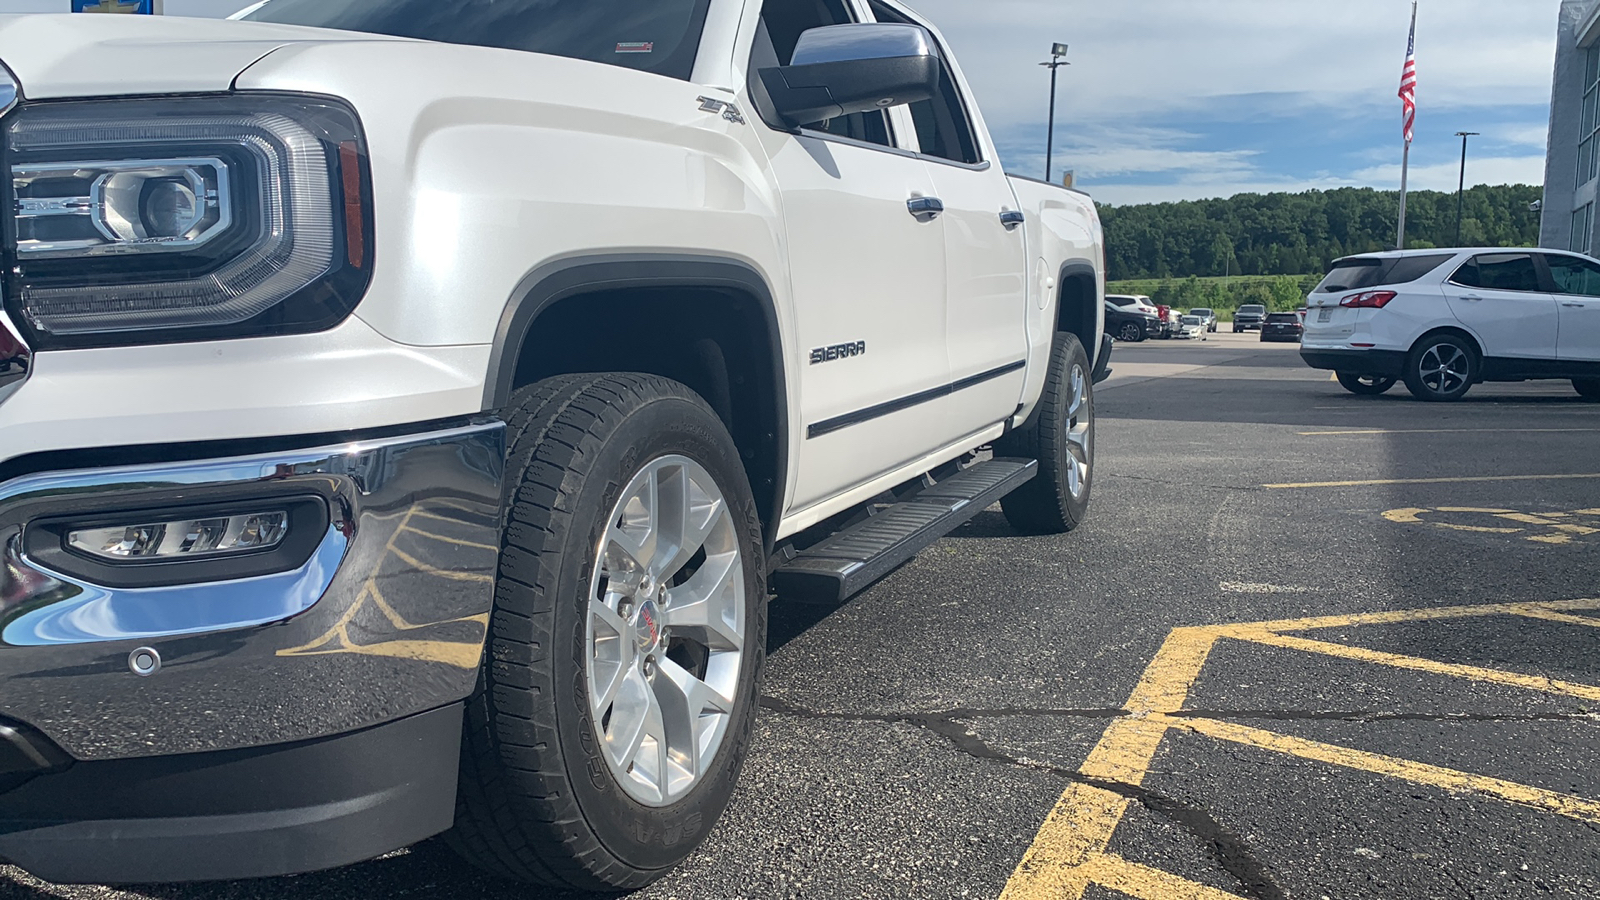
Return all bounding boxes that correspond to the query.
[999,209,1026,229]
[1458,294,1484,302]
[907,197,944,219]
[1563,302,1587,308]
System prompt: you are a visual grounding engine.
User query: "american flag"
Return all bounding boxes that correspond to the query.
[1399,3,1418,144]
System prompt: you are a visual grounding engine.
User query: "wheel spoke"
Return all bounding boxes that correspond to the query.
[604,666,657,774]
[664,550,744,650]
[653,656,734,784]
[589,599,636,713]
[1067,366,1086,418]
[655,466,724,582]
[607,469,659,573]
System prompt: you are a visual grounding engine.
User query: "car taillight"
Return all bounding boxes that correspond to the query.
[1340,291,1397,309]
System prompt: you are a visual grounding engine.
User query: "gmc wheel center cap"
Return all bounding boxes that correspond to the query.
[633,597,663,654]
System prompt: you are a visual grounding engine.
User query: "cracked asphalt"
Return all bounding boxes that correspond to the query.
[6,333,1600,900]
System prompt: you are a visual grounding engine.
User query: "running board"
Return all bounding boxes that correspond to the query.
[772,458,1038,605]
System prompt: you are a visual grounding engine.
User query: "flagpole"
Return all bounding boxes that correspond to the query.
[1397,140,1410,250]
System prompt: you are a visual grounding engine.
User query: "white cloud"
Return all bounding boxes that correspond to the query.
[1351,154,1549,191]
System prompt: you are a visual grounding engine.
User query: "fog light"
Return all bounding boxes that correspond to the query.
[68,511,287,562]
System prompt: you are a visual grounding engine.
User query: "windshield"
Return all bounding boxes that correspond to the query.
[1190,309,1212,316]
[1238,305,1266,315]
[243,0,713,80]
[1314,254,1454,293]
[1267,313,1299,323]
[1181,316,1201,324]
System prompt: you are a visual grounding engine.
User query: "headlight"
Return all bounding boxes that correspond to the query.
[1,94,373,348]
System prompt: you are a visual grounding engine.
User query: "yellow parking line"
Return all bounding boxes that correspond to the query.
[1179,717,1600,824]
[1505,605,1600,628]
[1082,854,1250,900]
[1233,629,1600,703]
[1000,628,1218,900]
[1298,428,1600,436]
[1264,473,1600,489]
[1217,599,1600,634]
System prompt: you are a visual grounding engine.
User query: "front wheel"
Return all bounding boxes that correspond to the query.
[1403,334,1477,402]
[995,333,1094,534]
[1576,378,1600,402]
[1337,372,1397,396]
[1118,322,1143,343]
[448,374,766,891]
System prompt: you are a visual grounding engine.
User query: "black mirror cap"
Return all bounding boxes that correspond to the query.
[759,55,941,129]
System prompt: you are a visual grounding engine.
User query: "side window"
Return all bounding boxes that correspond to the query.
[751,0,894,148]
[1545,254,1600,296]
[1451,254,1542,293]
[866,0,982,165]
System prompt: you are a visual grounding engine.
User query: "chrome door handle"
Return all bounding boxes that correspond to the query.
[1458,294,1484,302]
[907,197,944,219]
[999,210,1025,229]
[1563,302,1587,308]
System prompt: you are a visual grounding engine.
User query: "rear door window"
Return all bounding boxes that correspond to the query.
[1450,254,1544,293]
[1544,254,1600,297]
[867,1,982,165]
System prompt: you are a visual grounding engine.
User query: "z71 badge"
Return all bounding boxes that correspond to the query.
[810,341,867,365]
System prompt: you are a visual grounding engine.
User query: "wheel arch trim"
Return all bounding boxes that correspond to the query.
[481,253,790,548]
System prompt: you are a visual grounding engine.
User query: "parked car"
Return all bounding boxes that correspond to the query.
[1188,308,1218,332]
[1108,293,1160,318]
[1106,300,1158,343]
[1233,304,1268,332]
[1153,304,1179,339]
[0,1,1110,892]
[1260,312,1304,343]
[1177,315,1208,341]
[1301,248,1600,401]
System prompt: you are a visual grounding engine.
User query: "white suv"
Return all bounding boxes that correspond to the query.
[1300,249,1600,402]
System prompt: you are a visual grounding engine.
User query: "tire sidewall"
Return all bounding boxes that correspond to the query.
[546,395,765,872]
[1048,335,1094,527]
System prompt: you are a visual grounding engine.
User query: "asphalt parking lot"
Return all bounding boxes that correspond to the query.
[6,331,1600,900]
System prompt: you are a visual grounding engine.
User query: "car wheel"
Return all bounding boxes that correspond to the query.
[1119,322,1142,343]
[1575,379,1600,402]
[995,332,1094,534]
[448,374,765,891]
[1233,326,1242,334]
[1403,334,1477,402]
[1336,372,1397,396]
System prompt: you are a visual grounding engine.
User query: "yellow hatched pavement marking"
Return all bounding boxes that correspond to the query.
[1265,473,1600,489]
[1177,717,1600,824]
[1002,599,1600,900]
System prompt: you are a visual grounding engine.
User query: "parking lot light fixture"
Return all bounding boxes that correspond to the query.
[1455,131,1479,246]
[1041,43,1069,183]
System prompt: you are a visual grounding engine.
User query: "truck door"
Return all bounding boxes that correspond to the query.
[746,0,952,513]
[867,1,1030,438]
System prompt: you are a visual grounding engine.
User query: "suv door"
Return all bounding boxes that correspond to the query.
[1542,253,1600,362]
[1444,253,1558,360]
[746,0,951,512]
[868,0,1029,439]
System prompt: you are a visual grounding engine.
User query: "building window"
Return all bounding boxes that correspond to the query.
[1581,46,1600,184]
[1573,203,1593,253]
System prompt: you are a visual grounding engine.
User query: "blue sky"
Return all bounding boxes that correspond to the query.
[0,0,1560,206]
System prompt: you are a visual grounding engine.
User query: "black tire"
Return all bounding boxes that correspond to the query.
[1576,379,1600,402]
[447,374,766,891]
[1402,333,1478,402]
[1336,372,1398,396]
[995,332,1094,534]
[1118,321,1143,343]
[1233,326,1242,334]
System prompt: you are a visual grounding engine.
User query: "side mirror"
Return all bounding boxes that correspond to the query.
[758,24,942,129]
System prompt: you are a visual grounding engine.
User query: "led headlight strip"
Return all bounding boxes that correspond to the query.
[1,94,373,348]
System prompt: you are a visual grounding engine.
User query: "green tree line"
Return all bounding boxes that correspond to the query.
[1107,274,1322,320]
[1097,184,1543,282]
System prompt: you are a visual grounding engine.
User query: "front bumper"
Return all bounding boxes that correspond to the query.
[1299,348,1406,378]
[0,420,505,762]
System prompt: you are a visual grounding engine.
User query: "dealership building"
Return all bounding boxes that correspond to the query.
[1542,0,1600,252]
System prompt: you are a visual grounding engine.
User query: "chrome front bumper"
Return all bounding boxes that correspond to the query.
[0,420,504,761]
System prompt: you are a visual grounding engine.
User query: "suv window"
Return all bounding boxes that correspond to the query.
[1266,313,1299,323]
[1314,254,1455,293]
[1238,305,1266,315]
[1545,254,1600,296]
[867,1,982,165]
[245,0,713,80]
[1190,308,1213,316]
[750,0,893,147]
[1451,253,1543,293]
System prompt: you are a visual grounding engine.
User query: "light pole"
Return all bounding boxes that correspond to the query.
[1041,43,1069,183]
[1454,131,1479,247]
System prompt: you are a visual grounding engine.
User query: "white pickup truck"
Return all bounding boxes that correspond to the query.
[0,0,1107,891]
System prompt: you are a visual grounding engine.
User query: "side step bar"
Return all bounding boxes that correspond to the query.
[772,458,1038,604]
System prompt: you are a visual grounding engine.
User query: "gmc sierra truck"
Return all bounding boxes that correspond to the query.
[0,0,1107,891]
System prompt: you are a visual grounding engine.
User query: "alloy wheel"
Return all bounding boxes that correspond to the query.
[1417,343,1470,396]
[587,455,745,807]
[1064,363,1092,499]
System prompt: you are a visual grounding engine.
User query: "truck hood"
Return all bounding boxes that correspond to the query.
[0,14,403,99]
